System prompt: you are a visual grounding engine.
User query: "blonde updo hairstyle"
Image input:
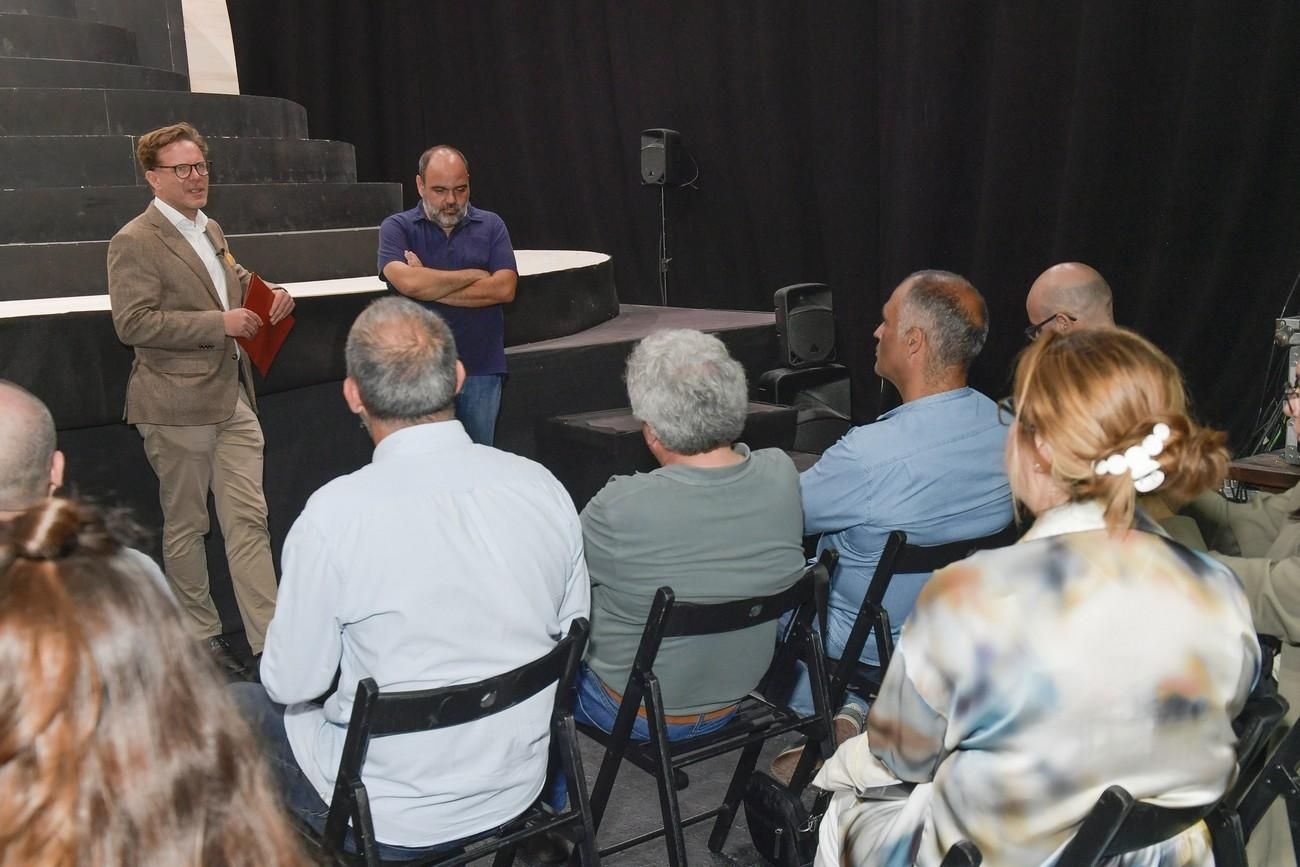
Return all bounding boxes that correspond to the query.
[1008,328,1228,531]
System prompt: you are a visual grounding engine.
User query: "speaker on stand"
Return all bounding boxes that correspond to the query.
[640,128,696,306]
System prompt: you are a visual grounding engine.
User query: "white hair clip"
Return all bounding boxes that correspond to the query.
[1093,423,1171,493]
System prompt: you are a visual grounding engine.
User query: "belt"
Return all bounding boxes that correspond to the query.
[601,680,739,725]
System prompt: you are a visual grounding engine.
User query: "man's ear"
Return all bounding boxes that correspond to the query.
[48,450,65,494]
[415,173,426,196]
[144,169,160,195]
[454,361,466,396]
[343,377,365,415]
[905,325,925,358]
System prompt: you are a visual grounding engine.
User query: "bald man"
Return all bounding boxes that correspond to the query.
[0,380,64,517]
[0,380,169,589]
[1025,262,1115,339]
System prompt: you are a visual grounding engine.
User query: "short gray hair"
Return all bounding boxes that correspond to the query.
[625,329,748,455]
[900,270,988,372]
[417,145,469,179]
[0,381,56,510]
[345,298,458,423]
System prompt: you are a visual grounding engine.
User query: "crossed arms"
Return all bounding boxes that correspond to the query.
[382,251,517,308]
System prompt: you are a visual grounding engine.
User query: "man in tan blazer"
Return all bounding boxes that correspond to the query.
[107,122,293,679]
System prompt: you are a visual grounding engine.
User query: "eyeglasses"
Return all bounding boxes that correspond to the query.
[997,396,1037,432]
[1024,312,1078,341]
[152,161,213,179]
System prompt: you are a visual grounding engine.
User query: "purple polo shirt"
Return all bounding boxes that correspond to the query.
[377,203,517,375]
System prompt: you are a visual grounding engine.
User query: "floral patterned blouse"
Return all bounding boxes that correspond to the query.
[814,501,1261,867]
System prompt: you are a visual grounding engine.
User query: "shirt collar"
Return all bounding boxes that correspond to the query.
[372,418,472,462]
[877,386,973,422]
[1020,500,1107,542]
[153,197,208,233]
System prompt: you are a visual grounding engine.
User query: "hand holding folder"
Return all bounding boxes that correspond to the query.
[236,274,295,377]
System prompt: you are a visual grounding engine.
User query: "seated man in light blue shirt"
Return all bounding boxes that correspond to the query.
[782,270,1012,757]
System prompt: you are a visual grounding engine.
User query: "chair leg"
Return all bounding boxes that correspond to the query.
[557,715,601,867]
[587,680,645,831]
[491,845,516,867]
[708,739,766,853]
[645,679,688,867]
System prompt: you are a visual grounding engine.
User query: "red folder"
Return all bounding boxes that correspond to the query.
[236,273,295,377]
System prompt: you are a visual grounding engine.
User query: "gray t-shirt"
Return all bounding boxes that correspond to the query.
[581,445,806,713]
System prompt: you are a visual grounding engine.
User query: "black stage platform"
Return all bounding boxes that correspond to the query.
[1,270,776,635]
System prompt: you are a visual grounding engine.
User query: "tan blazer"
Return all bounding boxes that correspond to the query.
[107,202,257,426]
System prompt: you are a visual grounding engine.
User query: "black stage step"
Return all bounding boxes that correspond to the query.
[0,182,403,243]
[0,13,137,64]
[0,227,383,301]
[0,88,308,137]
[0,135,358,188]
[3,0,77,18]
[0,56,187,89]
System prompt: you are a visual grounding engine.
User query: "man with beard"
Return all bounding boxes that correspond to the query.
[377,146,518,445]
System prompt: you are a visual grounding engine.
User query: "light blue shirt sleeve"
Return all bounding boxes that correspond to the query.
[800,430,875,535]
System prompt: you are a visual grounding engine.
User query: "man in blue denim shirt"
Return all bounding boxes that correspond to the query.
[776,271,1012,779]
[378,146,517,445]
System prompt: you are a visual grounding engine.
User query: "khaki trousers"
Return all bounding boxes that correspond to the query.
[138,389,278,652]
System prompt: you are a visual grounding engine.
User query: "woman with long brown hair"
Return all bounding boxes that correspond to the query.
[0,498,312,867]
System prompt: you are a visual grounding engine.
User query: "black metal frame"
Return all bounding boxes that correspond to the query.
[319,619,598,867]
[580,551,838,866]
[1209,702,1300,867]
[825,524,1020,708]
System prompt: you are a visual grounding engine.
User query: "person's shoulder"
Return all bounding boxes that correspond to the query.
[749,447,801,480]
[584,468,662,514]
[470,205,509,228]
[380,205,421,230]
[110,206,159,243]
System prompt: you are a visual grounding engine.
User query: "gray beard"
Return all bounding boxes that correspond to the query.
[422,200,468,229]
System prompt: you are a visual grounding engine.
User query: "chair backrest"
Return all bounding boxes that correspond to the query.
[332,618,589,817]
[626,550,834,697]
[842,522,1018,675]
[865,522,1021,607]
[1054,784,1215,866]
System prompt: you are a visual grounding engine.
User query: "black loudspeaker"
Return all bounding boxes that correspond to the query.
[774,283,836,367]
[641,128,687,185]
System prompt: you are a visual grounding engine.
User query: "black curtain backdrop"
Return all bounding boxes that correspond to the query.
[228,0,1300,447]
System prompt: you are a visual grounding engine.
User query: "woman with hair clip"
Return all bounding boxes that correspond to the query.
[811,328,1260,867]
[0,498,313,867]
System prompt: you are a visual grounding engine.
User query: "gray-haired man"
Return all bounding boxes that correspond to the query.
[576,328,806,738]
[233,297,588,859]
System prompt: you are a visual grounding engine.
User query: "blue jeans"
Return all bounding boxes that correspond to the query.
[547,664,738,807]
[229,683,474,861]
[780,611,871,719]
[456,374,504,446]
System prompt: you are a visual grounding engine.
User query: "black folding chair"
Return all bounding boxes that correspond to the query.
[581,551,837,866]
[939,840,983,866]
[1054,785,1219,867]
[317,619,598,867]
[824,523,1019,710]
[1208,709,1300,867]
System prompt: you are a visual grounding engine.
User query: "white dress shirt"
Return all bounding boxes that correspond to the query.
[261,420,590,847]
[152,197,230,310]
